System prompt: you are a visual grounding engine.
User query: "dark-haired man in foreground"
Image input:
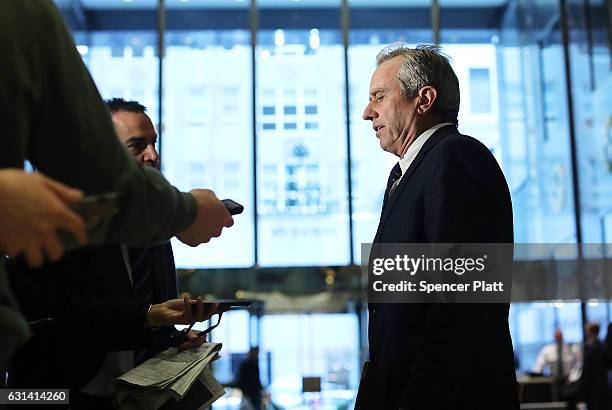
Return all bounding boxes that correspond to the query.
[8,99,213,409]
[0,0,233,369]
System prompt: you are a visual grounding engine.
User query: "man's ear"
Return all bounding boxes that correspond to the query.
[416,86,437,115]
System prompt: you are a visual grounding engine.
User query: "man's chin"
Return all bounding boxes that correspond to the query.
[379,140,395,155]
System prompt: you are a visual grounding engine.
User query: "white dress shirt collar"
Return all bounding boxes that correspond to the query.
[398,122,454,178]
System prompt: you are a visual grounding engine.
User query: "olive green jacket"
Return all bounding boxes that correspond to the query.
[0,0,198,367]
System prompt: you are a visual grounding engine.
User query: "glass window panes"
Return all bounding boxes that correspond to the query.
[54,0,609,267]
[255,3,351,267]
[347,6,429,261]
[162,4,255,268]
[261,313,359,408]
[469,68,492,113]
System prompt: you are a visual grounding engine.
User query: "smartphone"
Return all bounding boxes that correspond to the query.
[57,192,119,251]
[222,199,244,215]
[190,299,252,314]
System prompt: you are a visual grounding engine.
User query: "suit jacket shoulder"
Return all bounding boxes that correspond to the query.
[377,126,513,244]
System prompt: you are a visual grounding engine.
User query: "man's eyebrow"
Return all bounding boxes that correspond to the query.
[125,136,145,145]
[125,135,157,144]
[369,87,387,98]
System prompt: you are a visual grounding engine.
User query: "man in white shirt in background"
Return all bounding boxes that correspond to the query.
[532,329,581,380]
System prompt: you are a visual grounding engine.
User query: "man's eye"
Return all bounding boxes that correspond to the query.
[376,96,384,102]
[129,143,145,152]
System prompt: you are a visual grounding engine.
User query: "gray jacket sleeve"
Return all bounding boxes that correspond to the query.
[0,0,196,246]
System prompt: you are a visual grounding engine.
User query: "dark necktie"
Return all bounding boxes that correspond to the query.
[381,163,402,211]
[128,246,154,302]
[387,163,402,197]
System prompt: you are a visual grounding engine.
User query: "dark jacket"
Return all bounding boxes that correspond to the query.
[237,357,263,400]
[355,125,519,410]
[7,242,178,391]
[581,338,609,410]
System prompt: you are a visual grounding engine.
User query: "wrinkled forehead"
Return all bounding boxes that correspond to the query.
[370,56,403,93]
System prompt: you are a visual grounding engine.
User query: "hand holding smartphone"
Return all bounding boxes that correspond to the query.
[171,299,252,346]
[190,299,252,315]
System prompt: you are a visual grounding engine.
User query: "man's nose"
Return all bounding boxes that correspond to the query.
[143,144,159,163]
[362,103,376,121]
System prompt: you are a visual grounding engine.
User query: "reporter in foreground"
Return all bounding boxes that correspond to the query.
[7,246,221,409]
[0,0,233,369]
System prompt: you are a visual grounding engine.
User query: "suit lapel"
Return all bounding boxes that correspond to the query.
[373,125,458,243]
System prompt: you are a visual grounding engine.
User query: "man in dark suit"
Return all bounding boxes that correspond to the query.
[355,44,519,410]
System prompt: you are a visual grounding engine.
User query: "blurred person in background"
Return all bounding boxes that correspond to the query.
[560,324,609,410]
[579,323,609,410]
[533,329,582,380]
[236,347,263,410]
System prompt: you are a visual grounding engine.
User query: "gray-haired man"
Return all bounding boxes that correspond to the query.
[357,44,518,410]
